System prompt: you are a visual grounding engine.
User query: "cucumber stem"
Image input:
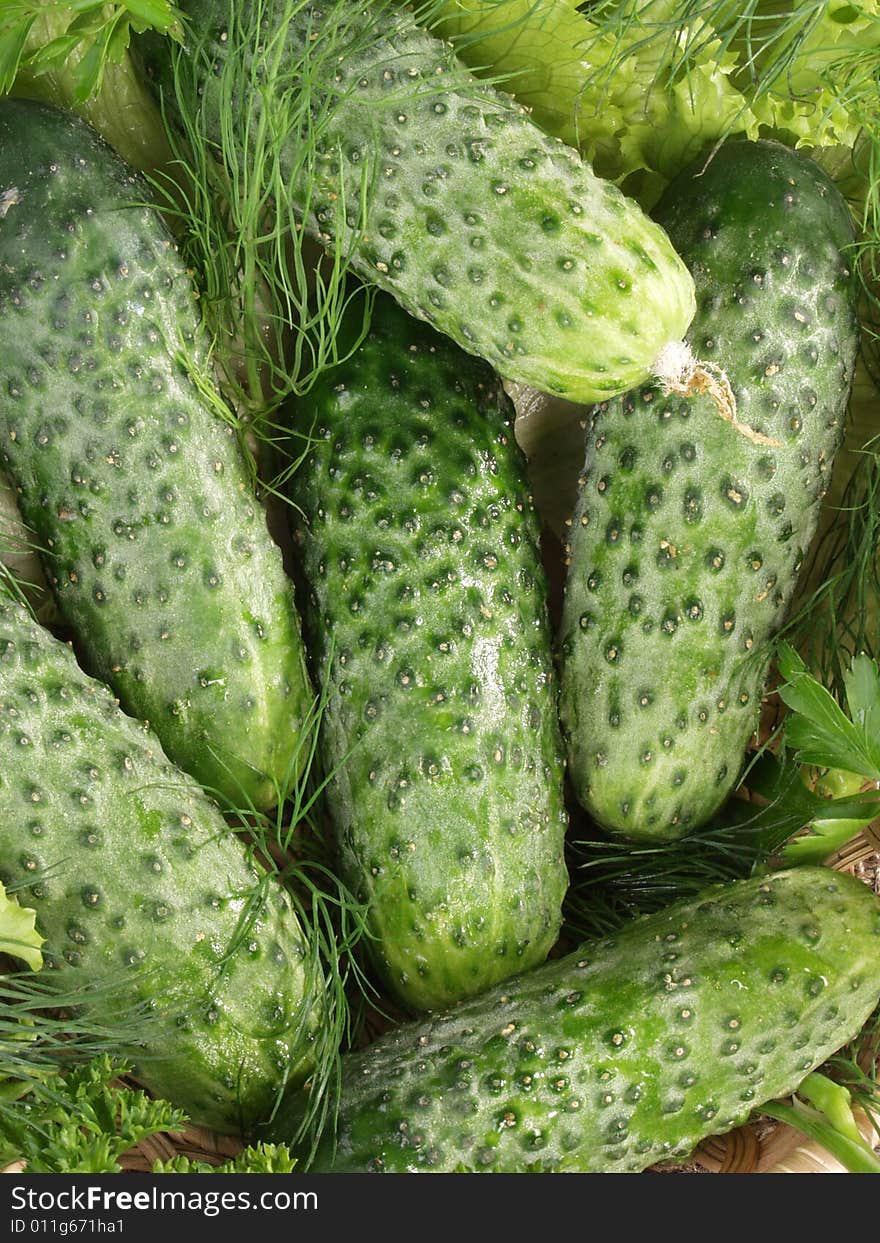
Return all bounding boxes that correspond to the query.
[761,1099,880,1174]
[797,1072,866,1146]
[653,341,782,448]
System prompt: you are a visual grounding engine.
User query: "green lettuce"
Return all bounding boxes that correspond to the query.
[426,0,597,150]
[0,882,43,972]
[433,0,880,204]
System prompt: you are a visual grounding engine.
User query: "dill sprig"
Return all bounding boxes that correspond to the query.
[0,484,53,619]
[795,433,880,702]
[135,0,545,435]
[0,969,172,1089]
[561,769,791,943]
[140,1,394,419]
[194,668,374,1149]
[0,531,36,617]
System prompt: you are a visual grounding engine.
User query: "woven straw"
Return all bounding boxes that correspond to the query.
[119,1126,244,1173]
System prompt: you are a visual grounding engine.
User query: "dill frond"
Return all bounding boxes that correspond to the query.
[136,0,544,453]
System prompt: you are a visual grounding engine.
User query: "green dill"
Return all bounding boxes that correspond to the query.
[142,1,395,420]
[137,0,547,438]
[0,968,172,1091]
[0,489,51,618]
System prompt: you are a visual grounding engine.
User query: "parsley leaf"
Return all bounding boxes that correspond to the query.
[0,2,184,100]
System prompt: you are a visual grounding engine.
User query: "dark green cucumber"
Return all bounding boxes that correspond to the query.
[0,98,312,812]
[0,593,319,1133]
[279,867,880,1172]
[139,0,695,403]
[558,140,859,840]
[287,296,568,1012]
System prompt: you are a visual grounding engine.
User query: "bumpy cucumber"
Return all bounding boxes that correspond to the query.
[287,296,568,1012]
[0,98,311,812]
[0,593,319,1133]
[279,867,880,1172]
[558,140,859,840]
[140,0,695,403]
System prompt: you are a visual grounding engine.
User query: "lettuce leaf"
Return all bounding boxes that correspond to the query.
[743,1,880,149]
[433,0,880,204]
[0,881,43,971]
[429,0,598,150]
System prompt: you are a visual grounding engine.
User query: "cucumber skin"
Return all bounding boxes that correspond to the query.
[558,141,859,840]
[288,296,568,1012]
[280,868,880,1173]
[0,99,312,812]
[140,0,695,404]
[0,595,318,1134]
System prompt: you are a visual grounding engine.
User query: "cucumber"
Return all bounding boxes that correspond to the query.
[287,295,568,1012]
[277,867,880,1172]
[558,140,860,840]
[139,0,695,404]
[0,98,312,813]
[0,592,319,1134]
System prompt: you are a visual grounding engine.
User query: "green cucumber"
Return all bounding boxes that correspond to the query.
[139,0,695,404]
[278,867,880,1172]
[287,295,568,1012]
[0,592,319,1134]
[558,140,860,840]
[0,98,312,812]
